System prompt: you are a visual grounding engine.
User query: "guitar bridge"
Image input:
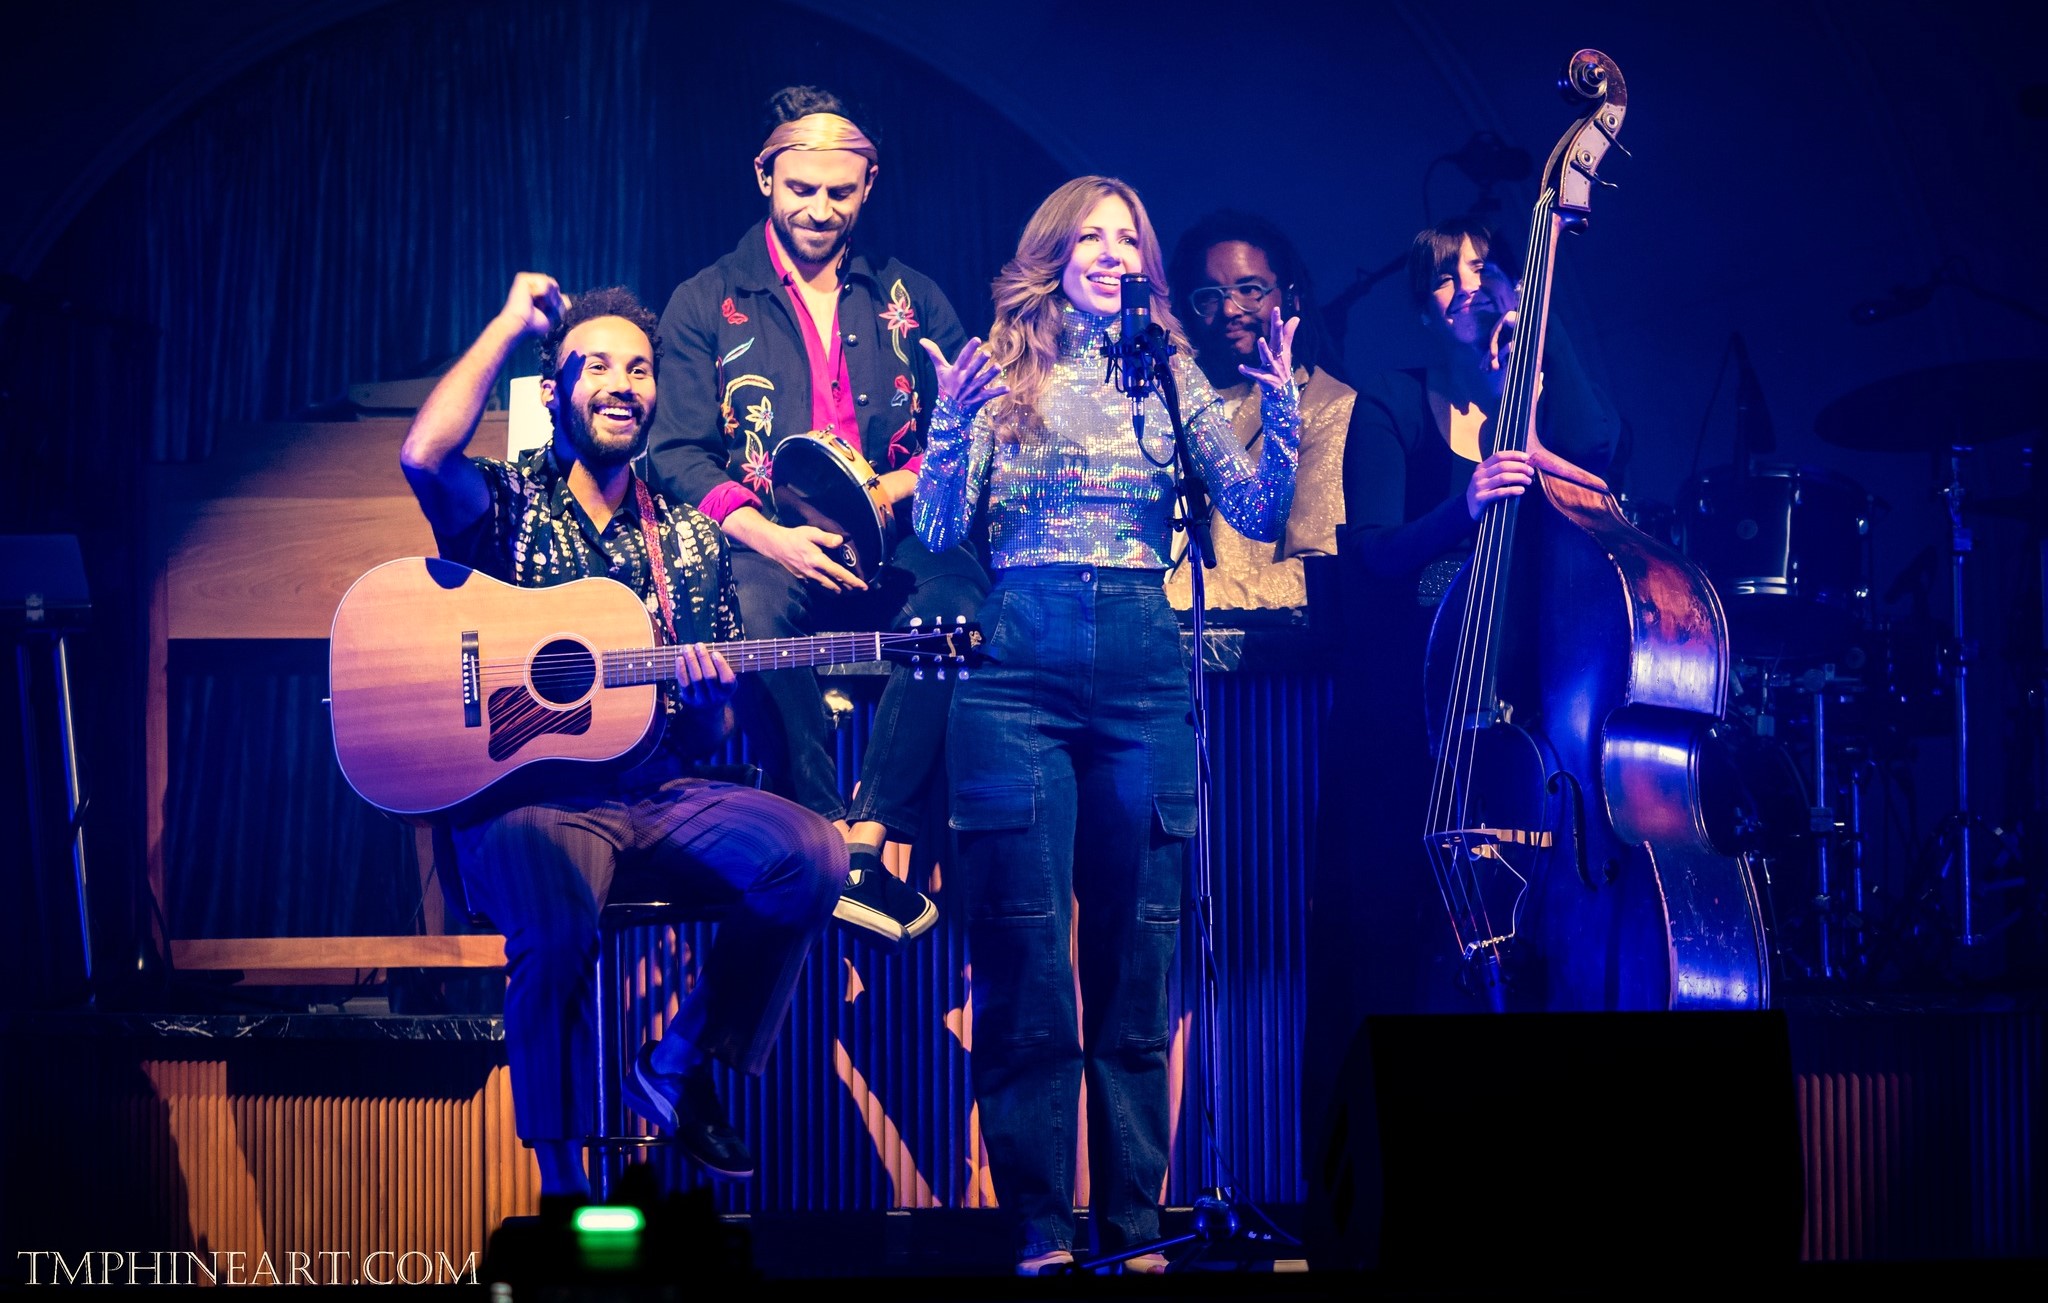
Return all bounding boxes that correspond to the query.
[462,631,481,728]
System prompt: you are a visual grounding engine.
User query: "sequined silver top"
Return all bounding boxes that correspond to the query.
[915,302,1299,569]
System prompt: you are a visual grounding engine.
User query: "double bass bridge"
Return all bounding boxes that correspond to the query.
[1432,824,1556,859]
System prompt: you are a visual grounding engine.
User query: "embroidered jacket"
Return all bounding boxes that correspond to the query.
[647,222,966,526]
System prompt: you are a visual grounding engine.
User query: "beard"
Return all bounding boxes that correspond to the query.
[557,398,647,470]
[771,205,854,267]
[1211,316,1262,360]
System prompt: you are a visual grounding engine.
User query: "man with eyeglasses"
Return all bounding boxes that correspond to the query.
[1164,211,1355,620]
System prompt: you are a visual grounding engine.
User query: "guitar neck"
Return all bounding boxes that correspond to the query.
[600,633,890,687]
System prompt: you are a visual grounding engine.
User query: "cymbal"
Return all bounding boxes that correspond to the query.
[1815,359,2046,452]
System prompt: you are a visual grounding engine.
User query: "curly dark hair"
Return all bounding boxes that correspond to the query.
[536,285,659,382]
[1167,209,1326,378]
[762,84,880,147]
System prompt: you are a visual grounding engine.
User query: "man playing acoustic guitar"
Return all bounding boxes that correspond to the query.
[398,273,847,1195]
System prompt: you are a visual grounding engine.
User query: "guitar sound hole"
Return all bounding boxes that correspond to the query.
[530,639,597,705]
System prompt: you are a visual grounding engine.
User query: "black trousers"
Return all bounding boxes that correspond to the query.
[729,531,988,840]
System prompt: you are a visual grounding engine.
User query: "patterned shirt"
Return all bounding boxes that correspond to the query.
[433,443,741,750]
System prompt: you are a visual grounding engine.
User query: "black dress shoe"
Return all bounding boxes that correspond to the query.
[622,1044,756,1180]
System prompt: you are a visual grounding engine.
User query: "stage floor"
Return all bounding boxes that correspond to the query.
[3,987,2041,1291]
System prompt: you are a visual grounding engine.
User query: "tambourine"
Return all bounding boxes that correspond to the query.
[770,429,897,583]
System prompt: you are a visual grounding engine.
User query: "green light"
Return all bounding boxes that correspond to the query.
[572,1205,645,1235]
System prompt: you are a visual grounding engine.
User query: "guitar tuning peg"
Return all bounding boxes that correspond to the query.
[909,616,924,628]
[913,668,925,682]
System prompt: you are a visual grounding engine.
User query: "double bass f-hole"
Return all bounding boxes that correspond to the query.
[1545,769,1597,890]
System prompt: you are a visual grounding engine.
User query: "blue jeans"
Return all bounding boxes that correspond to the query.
[947,565,1197,1259]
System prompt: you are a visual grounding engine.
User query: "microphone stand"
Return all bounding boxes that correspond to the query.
[1083,328,1289,1276]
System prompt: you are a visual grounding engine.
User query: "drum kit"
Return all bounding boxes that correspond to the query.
[1644,360,2046,988]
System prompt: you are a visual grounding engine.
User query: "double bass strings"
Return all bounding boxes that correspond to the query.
[1422,190,1562,962]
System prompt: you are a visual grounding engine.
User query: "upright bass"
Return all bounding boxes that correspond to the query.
[1421,50,1770,1011]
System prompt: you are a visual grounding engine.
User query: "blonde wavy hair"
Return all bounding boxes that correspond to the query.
[986,176,1187,443]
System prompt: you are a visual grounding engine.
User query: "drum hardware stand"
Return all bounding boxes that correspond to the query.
[1842,756,1871,975]
[1937,444,1985,948]
[1761,667,1875,983]
[1765,662,1869,980]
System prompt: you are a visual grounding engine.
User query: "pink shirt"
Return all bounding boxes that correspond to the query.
[765,225,862,440]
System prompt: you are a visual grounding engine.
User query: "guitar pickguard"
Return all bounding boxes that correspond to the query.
[487,685,594,761]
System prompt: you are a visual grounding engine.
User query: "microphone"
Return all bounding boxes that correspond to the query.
[1115,272,1156,399]
[1848,279,1939,324]
[1104,272,1163,440]
[1730,332,1776,459]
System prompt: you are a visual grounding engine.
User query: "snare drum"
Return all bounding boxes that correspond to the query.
[1679,463,1870,661]
[770,430,897,583]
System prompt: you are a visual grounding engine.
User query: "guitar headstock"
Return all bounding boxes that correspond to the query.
[885,616,985,681]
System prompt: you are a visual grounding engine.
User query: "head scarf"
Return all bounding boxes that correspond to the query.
[754,112,879,175]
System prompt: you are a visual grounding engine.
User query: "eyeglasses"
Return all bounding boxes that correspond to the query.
[1188,280,1283,320]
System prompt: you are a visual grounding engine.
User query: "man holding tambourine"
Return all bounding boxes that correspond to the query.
[648,86,987,949]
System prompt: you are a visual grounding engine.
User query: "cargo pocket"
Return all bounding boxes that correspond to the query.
[951,782,1037,833]
[1153,791,1198,840]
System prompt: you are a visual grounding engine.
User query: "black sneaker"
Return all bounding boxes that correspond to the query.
[621,1044,755,1180]
[833,850,938,949]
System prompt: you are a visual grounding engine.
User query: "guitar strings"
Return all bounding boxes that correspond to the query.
[470,631,938,670]
[470,630,962,682]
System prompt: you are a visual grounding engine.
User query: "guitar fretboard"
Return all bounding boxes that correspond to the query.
[602,633,888,686]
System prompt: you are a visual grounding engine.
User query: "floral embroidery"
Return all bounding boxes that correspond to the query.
[891,373,912,408]
[879,278,918,363]
[721,297,748,325]
[741,439,774,494]
[886,419,914,467]
[743,394,774,437]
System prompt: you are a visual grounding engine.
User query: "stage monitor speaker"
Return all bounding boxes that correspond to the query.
[1312,1010,1801,1281]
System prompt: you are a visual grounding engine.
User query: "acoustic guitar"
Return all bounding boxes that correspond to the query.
[328,557,980,816]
